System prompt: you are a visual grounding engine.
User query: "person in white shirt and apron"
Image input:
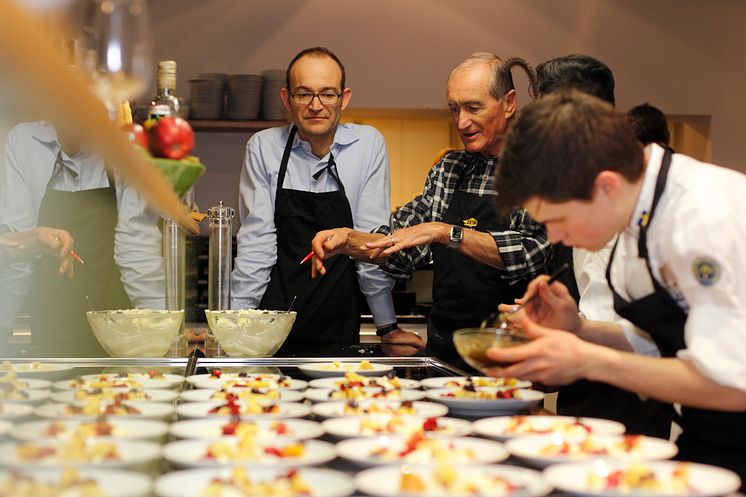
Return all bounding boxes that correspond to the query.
[0,122,164,356]
[489,90,746,488]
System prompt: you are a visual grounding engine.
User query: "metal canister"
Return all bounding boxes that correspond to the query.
[207,201,235,311]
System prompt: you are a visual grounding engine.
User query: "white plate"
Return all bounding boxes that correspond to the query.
[312,400,448,419]
[35,401,173,420]
[51,388,178,404]
[506,434,679,468]
[186,372,307,390]
[473,415,626,441]
[0,439,161,469]
[0,468,151,497]
[0,402,34,421]
[13,418,169,442]
[0,388,51,405]
[544,460,742,497]
[0,377,52,390]
[169,417,324,441]
[0,362,75,380]
[298,362,393,378]
[77,372,184,389]
[162,438,336,467]
[336,435,508,467]
[309,376,421,389]
[355,464,552,497]
[322,414,471,439]
[304,387,426,403]
[155,466,354,497]
[180,388,303,403]
[420,376,531,390]
[425,388,544,416]
[176,401,311,419]
[0,420,12,438]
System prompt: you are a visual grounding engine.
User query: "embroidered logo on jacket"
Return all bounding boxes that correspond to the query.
[692,257,721,286]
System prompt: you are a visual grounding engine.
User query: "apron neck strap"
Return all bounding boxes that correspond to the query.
[276,125,297,195]
[47,150,116,191]
[638,147,673,259]
[276,125,345,193]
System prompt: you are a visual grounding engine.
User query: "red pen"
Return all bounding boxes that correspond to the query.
[299,250,313,265]
[70,250,84,265]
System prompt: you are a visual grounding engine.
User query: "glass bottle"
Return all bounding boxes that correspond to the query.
[148,60,180,120]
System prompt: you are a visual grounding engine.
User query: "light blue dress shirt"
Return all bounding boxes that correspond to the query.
[231,123,397,327]
[0,121,164,329]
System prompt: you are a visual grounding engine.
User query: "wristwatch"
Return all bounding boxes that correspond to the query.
[376,323,398,337]
[449,225,464,249]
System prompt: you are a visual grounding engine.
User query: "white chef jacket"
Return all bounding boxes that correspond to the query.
[231,123,397,327]
[608,144,746,391]
[574,243,660,357]
[0,121,164,329]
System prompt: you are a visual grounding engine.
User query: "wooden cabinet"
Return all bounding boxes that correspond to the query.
[342,108,460,209]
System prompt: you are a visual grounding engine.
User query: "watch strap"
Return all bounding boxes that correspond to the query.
[375,323,399,337]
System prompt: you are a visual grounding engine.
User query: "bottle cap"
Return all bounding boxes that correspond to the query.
[158,60,177,90]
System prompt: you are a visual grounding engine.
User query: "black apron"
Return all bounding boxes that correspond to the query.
[554,238,672,438]
[259,126,360,355]
[607,148,746,486]
[26,151,131,356]
[427,167,527,368]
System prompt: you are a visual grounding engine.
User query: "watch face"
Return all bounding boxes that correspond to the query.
[449,225,463,248]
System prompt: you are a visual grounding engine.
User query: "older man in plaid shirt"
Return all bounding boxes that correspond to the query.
[312,53,549,366]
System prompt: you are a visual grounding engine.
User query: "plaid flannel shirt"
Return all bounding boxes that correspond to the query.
[375,150,550,283]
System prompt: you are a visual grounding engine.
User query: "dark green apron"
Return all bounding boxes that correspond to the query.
[26,151,131,356]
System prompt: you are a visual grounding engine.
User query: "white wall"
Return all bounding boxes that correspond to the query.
[148,0,746,171]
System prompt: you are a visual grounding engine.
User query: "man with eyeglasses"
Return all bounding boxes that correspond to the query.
[310,53,549,368]
[231,47,423,354]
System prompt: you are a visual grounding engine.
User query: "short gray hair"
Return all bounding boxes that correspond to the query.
[450,52,537,100]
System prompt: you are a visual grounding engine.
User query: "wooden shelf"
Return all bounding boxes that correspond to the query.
[189,119,288,132]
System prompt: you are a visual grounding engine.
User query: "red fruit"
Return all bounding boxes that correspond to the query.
[122,123,148,149]
[147,116,194,159]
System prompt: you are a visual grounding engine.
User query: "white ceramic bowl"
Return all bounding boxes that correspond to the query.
[205,310,296,357]
[86,309,184,357]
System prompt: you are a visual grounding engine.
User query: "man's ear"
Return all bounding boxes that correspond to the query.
[340,87,352,111]
[594,170,623,198]
[280,87,292,111]
[503,89,517,119]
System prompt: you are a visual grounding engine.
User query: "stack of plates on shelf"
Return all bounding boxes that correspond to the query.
[188,74,225,119]
[225,74,263,120]
[261,69,287,120]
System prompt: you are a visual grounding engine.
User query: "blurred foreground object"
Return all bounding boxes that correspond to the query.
[0,0,197,233]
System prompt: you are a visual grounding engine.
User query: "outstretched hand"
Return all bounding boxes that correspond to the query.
[363,222,448,260]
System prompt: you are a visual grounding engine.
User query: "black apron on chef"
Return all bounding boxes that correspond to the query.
[427,166,527,369]
[554,236,672,438]
[259,126,360,355]
[607,148,746,487]
[25,151,131,356]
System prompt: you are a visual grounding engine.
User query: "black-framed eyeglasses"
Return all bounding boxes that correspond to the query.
[289,89,342,105]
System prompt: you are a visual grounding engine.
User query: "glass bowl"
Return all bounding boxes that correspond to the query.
[205,310,296,357]
[452,327,529,374]
[86,309,184,357]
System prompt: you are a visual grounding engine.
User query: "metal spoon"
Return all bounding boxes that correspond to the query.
[481,262,571,333]
[84,295,96,312]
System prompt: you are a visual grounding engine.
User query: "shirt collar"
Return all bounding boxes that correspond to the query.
[284,123,359,154]
[628,143,666,232]
[30,121,59,148]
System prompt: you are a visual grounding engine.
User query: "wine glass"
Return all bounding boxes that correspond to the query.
[79,0,152,112]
